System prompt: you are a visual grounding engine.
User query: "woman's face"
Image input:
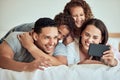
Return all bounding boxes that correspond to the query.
[80,25,102,51]
[70,6,85,28]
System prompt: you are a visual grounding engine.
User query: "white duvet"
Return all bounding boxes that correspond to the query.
[0,64,120,80]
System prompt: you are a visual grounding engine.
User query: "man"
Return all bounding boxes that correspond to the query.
[0,18,63,72]
[0,13,77,66]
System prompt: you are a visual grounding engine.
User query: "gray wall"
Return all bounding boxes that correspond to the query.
[0,0,69,32]
[0,0,120,38]
[86,0,120,33]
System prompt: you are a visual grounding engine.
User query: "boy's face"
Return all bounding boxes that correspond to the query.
[34,27,58,55]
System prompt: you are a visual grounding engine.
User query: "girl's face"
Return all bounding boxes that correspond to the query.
[70,6,85,28]
[58,25,70,40]
[80,25,102,51]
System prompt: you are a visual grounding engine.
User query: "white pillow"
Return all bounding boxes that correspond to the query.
[108,38,119,51]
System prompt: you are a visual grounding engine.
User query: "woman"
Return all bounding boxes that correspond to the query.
[63,0,94,38]
[62,0,120,65]
[77,18,118,66]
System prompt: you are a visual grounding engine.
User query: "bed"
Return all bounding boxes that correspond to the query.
[0,64,120,80]
[0,33,120,80]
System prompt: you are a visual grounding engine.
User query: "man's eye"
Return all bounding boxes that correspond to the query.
[44,36,49,39]
[54,36,58,39]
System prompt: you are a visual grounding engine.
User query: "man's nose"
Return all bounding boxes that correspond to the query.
[49,38,56,46]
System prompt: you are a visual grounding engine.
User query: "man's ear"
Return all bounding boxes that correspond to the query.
[32,32,38,41]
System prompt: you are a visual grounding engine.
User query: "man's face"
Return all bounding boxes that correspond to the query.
[34,27,58,55]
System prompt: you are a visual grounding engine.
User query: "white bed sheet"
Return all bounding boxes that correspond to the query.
[0,64,120,80]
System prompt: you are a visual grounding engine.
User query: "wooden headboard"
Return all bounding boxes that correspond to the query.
[109,33,120,38]
[109,33,120,52]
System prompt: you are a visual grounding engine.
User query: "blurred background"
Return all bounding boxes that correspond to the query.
[0,0,120,38]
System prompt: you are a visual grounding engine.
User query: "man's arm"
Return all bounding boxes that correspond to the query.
[27,44,67,66]
[18,32,67,66]
[0,41,41,71]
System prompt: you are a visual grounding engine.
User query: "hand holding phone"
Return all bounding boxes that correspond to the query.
[88,43,110,57]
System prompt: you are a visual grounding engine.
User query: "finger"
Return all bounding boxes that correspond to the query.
[44,61,52,67]
[103,53,114,58]
[103,50,110,55]
[89,56,93,60]
[38,66,44,70]
[102,56,113,61]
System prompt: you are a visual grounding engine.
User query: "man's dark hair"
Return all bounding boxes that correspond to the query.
[34,17,57,34]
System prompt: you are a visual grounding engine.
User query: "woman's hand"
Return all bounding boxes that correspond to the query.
[78,59,102,64]
[101,45,118,67]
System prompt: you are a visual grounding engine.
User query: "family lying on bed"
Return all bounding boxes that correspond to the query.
[0,0,120,72]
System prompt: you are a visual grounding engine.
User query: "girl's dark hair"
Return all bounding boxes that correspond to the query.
[54,13,77,37]
[79,18,108,44]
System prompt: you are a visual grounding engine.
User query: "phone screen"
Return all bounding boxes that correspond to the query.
[88,43,110,57]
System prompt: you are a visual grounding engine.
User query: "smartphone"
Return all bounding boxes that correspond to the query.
[88,43,110,57]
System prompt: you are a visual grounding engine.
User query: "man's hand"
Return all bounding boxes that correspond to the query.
[24,58,52,71]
